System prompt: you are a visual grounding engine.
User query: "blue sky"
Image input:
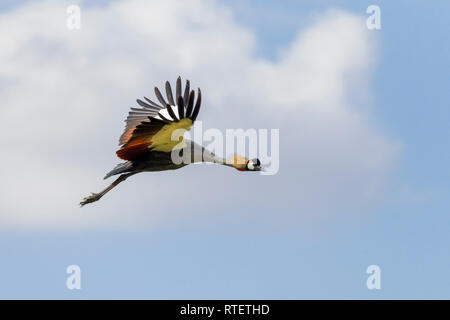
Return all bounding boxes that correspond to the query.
[0,0,449,299]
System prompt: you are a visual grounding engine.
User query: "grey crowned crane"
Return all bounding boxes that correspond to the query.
[80,77,262,206]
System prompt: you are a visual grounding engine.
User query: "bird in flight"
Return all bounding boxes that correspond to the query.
[80,77,262,206]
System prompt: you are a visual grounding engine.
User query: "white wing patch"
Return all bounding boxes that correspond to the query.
[156,105,181,121]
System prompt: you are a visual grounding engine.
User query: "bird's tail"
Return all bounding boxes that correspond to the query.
[104,162,134,180]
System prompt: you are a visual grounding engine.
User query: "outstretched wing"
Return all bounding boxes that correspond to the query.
[116,76,202,160]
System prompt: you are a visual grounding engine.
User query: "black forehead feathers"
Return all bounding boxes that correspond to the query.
[251,158,261,166]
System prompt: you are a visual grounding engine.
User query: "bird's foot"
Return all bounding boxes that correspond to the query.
[80,193,102,207]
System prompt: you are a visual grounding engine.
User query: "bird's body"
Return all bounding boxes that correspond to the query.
[104,139,223,179]
[80,77,261,206]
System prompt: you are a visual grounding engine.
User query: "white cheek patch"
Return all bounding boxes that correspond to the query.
[247,161,254,170]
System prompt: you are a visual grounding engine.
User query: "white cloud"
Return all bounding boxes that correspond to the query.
[0,0,400,232]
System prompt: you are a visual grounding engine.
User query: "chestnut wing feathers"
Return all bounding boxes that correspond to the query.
[116,77,202,160]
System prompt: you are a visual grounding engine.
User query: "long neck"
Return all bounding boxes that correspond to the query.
[202,149,235,168]
[184,140,237,169]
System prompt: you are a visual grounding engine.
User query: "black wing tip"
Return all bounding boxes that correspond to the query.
[154,86,168,106]
[165,81,175,105]
[185,90,195,118]
[136,98,150,107]
[136,77,199,122]
[165,103,179,122]
[177,96,185,119]
[189,88,201,121]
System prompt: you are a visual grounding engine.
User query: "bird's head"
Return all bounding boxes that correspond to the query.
[229,155,263,172]
[245,158,262,171]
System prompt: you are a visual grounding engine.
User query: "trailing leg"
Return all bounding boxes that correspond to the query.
[80,172,137,207]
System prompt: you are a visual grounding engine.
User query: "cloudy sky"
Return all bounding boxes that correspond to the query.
[0,0,449,299]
